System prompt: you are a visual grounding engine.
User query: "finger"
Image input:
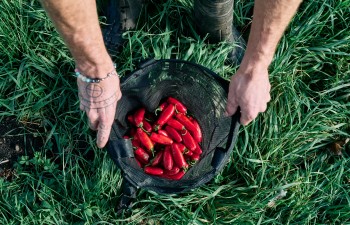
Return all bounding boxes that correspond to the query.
[89,119,99,131]
[96,122,112,148]
[240,114,254,126]
[225,99,238,117]
[86,108,99,131]
[225,103,238,117]
[96,107,114,148]
[80,104,84,111]
[240,108,258,126]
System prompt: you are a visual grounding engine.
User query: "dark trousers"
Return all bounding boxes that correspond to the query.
[101,0,235,43]
[194,0,234,42]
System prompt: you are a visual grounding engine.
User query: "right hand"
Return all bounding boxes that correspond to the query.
[77,70,122,148]
[225,63,271,125]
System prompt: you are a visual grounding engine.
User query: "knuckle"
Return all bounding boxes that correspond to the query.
[98,117,107,125]
[99,117,113,127]
[226,105,238,116]
[226,99,238,110]
[86,110,97,120]
[227,100,237,107]
[98,122,112,131]
[225,106,233,114]
[98,123,108,130]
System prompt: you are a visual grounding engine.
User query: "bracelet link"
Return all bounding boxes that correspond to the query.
[74,63,117,83]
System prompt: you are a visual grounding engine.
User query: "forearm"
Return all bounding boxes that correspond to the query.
[241,0,302,70]
[40,0,112,78]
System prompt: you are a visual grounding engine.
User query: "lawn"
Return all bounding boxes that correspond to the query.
[0,0,349,224]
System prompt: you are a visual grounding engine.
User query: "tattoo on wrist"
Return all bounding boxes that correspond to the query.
[79,92,119,109]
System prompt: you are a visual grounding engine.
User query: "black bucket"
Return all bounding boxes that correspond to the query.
[107,59,240,210]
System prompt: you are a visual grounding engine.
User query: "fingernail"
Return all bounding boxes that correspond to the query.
[224,111,229,117]
[97,141,105,148]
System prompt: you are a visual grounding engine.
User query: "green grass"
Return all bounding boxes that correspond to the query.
[0,0,349,224]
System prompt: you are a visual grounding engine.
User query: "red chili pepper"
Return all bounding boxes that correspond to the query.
[184,154,191,162]
[162,146,174,170]
[150,132,173,145]
[185,150,193,156]
[151,151,163,166]
[166,118,185,131]
[131,139,142,149]
[191,154,200,162]
[144,166,164,176]
[137,128,154,153]
[145,113,156,123]
[165,170,185,180]
[164,167,180,176]
[171,143,189,169]
[155,102,168,115]
[127,114,135,125]
[193,142,203,155]
[165,126,182,142]
[190,119,202,143]
[155,104,175,128]
[134,147,149,163]
[152,124,160,132]
[182,130,196,151]
[135,152,148,165]
[135,158,143,168]
[175,113,197,132]
[173,143,186,153]
[158,130,169,137]
[130,128,136,136]
[186,116,202,142]
[142,120,152,133]
[167,97,187,114]
[134,108,146,127]
[133,133,139,141]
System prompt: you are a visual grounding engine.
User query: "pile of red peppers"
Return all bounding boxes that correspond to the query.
[124,97,203,180]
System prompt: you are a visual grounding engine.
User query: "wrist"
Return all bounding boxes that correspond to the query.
[237,53,270,79]
[75,56,116,79]
[236,54,269,81]
[69,33,114,79]
[241,48,271,67]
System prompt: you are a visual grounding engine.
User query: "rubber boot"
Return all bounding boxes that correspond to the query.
[101,0,144,55]
[194,0,246,65]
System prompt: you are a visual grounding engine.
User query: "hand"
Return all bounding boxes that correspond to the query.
[225,64,271,125]
[77,72,122,148]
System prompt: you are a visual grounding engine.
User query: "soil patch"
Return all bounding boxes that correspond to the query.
[0,117,43,179]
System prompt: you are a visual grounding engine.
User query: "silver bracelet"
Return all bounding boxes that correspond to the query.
[74,63,117,83]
